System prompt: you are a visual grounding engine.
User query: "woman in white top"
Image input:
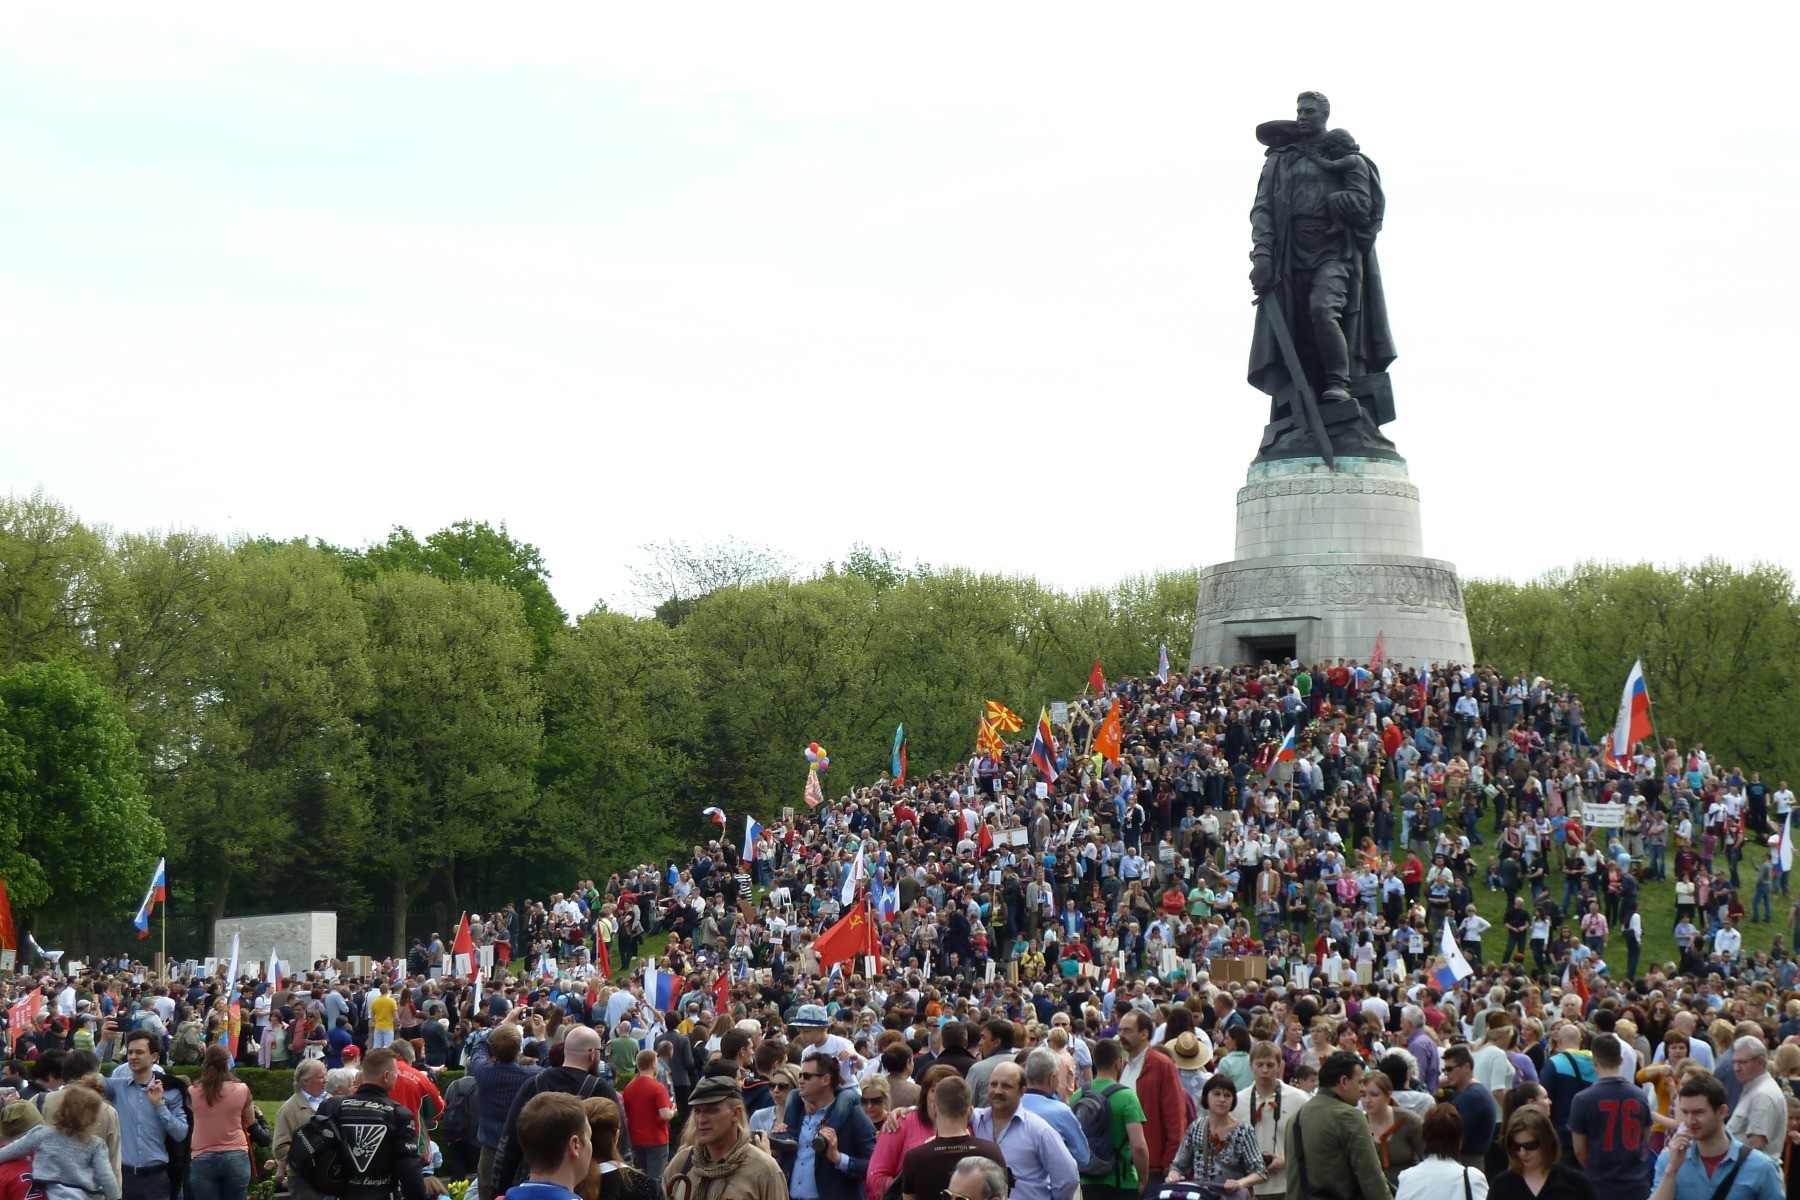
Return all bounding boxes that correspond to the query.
[1394,1103,1487,1200]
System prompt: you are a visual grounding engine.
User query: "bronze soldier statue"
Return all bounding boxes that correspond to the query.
[1248,91,1399,461]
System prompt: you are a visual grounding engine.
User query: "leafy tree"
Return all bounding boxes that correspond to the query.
[156,542,374,948]
[358,571,542,953]
[0,660,161,936]
[0,491,109,673]
[539,612,701,870]
[326,521,567,664]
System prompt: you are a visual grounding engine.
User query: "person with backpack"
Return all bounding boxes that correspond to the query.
[493,1027,626,1197]
[1074,1039,1146,1200]
[272,1061,329,1200]
[436,1069,481,1182]
[1539,1025,1594,1162]
[291,1047,425,1200]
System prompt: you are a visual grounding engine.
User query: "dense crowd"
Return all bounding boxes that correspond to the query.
[3,658,1798,1200]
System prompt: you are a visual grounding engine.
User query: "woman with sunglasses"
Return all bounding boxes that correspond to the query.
[1488,1107,1593,1200]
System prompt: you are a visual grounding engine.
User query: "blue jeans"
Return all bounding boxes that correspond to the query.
[1648,843,1665,880]
[189,1150,251,1200]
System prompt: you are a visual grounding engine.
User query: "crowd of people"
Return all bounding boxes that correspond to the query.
[2,658,1799,1200]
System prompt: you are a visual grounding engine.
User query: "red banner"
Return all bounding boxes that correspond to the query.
[8,987,41,1052]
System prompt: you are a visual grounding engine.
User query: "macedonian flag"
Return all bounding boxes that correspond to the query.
[984,700,1023,734]
[975,716,1006,763]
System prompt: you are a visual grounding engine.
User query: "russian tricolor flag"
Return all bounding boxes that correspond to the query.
[1610,659,1652,761]
[743,814,764,863]
[132,857,167,939]
[1030,708,1059,783]
[1273,725,1298,764]
[644,962,678,1013]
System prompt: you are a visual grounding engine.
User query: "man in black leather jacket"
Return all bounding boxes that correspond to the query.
[320,1048,425,1200]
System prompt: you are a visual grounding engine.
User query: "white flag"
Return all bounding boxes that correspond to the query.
[840,845,867,906]
[1783,810,1794,875]
[1436,920,1473,989]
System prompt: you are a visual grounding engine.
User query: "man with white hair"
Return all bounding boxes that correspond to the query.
[1401,1005,1439,1094]
[1725,1035,1784,1153]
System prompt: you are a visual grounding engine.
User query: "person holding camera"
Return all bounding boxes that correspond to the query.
[766,1056,874,1200]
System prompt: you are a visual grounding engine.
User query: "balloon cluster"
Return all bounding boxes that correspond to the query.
[805,742,830,772]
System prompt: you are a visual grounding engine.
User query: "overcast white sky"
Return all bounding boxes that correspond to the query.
[4,4,1797,616]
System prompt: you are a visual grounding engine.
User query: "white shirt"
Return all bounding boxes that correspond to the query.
[1394,1157,1487,1200]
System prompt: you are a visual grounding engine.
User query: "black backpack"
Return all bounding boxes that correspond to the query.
[288,1109,350,1193]
[437,1075,479,1145]
[1072,1081,1125,1178]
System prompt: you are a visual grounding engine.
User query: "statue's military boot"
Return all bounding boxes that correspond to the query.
[1320,385,1353,406]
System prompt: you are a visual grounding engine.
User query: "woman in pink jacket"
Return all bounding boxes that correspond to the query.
[864,1064,961,1200]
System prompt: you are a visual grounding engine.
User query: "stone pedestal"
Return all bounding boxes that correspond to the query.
[212,911,337,969]
[1191,457,1474,667]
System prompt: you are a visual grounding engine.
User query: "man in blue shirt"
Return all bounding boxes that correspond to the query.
[105,1029,190,1200]
[503,1092,592,1200]
[1651,1074,1782,1200]
[1022,1049,1090,1170]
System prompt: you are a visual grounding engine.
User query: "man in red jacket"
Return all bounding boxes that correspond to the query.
[1116,1009,1184,1193]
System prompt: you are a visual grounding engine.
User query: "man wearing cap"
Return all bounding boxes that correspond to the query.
[675,1075,788,1200]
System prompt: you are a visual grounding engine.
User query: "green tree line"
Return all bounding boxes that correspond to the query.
[3,490,1795,956]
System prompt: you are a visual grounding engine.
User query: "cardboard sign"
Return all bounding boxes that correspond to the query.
[1050,701,1069,726]
[1583,805,1626,829]
[0,950,13,971]
[985,960,996,983]
[1002,827,1030,847]
[1035,782,1049,799]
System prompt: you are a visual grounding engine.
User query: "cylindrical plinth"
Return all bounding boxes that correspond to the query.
[1191,457,1475,667]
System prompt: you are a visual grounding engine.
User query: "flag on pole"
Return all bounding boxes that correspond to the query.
[472,964,482,1014]
[1419,660,1431,697]
[268,947,283,993]
[702,806,726,829]
[596,923,612,979]
[644,961,679,1011]
[132,857,167,939]
[1610,659,1653,762]
[813,899,873,971]
[1030,708,1059,783]
[1094,701,1123,765]
[1157,644,1170,683]
[1561,960,1591,1007]
[1782,810,1794,875]
[803,770,824,809]
[1370,630,1385,667]
[1088,659,1105,693]
[984,702,1022,735]
[975,717,1005,763]
[876,881,900,922]
[1434,921,1473,991]
[0,877,15,953]
[743,814,765,863]
[225,931,242,1062]
[713,970,730,1016]
[840,845,868,906]
[892,724,907,785]
[1273,724,1298,764]
[452,913,475,981]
